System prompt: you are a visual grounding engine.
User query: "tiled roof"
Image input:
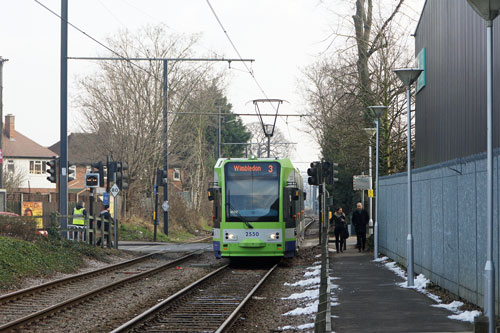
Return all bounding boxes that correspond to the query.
[49,132,182,167]
[49,133,105,165]
[3,130,56,159]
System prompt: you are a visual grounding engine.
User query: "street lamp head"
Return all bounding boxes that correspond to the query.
[368,106,387,119]
[363,128,377,137]
[393,68,423,87]
[263,124,275,137]
[467,0,500,22]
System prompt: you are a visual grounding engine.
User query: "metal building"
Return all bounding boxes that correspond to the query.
[415,0,500,168]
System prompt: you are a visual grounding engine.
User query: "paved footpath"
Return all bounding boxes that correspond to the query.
[329,239,473,333]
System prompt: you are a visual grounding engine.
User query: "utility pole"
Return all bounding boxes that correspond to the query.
[217,101,222,159]
[59,0,69,237]
[0,57,8,189]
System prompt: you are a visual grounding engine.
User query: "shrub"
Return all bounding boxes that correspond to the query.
[0,215,38,241]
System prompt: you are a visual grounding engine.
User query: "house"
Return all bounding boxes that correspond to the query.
[49,132,185,192]
[49,133,105,192]
[3,114,57,193]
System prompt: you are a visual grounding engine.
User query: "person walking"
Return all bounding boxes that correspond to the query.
[332,207,347,253]
[352,202,369,252]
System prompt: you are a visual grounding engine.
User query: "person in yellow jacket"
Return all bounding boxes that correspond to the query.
[72,202,87,240]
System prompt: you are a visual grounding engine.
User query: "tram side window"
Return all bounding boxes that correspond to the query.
[284,188,296,228]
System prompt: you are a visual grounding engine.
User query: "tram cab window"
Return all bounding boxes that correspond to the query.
[224,162,280,222]
[208,187,222,227]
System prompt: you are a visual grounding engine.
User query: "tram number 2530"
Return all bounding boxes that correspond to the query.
[245,231,260,237]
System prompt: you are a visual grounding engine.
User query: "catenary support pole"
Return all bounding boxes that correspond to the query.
[217,104,222,159]
[485,20,495,333]
[406,85,414,287]
[267,136,271,158]
[374,119,380,261]
[162,60,169,236]
[369,145,373,231]
[114,186,118,249]
[0,57,7,189]
[59,0,69,238]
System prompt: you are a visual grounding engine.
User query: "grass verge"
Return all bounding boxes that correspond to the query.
[0,235,114,291]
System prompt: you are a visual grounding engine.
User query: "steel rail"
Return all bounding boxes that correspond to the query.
[111,264,229,333]
[0,252,197,332]
[215,264,277,333]
[0,253,154,305]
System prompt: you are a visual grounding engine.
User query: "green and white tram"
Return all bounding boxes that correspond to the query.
[208,157,306,258]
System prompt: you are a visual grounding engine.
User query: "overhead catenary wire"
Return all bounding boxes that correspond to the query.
[32,0,163,84]
[205,0,277,114]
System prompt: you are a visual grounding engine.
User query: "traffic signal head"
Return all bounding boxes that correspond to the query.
[46,157,58,184]
[116,162,129,190]
[307,161,321,185]
[68,162,76,182]
[108,162,117,182]
[156,168,167,186]
[91,161,104,187]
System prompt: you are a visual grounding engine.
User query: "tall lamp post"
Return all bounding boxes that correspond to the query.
[364,127,376,237]
[393,68,423,287]
[368,106,386,261]
[466,1,500,330]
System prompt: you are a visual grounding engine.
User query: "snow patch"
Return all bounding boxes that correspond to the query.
[284,277,320,287]
[382,260,482,323]
[373,256,389,262]
[384,262,406,279]
[304,269,320,277]
[282,289,319,300]
[432,300,464,312]
[279,322,315,330]
[283,300,319,316]
[398,274,441,303]
[448,310,481,323]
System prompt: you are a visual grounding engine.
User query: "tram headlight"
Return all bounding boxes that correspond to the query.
[228,233,237,240]
[269,232,280,240]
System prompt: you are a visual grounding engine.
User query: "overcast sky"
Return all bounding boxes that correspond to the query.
[0,0,425,171]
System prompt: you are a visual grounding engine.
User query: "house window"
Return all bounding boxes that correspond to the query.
[7,160,14,173]
[29,160,46,174]
[173,168,181,181]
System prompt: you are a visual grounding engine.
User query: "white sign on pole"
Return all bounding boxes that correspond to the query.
[353,175,372,191]
[110,184,120,197]
[162,201,170,212]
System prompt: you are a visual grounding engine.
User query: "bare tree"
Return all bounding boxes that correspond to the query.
[76,26,216,205]
[301,1,416,211]
[246,122,293,158]
[3,166,27,192]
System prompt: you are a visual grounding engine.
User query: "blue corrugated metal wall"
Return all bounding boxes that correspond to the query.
[379,150,500,311]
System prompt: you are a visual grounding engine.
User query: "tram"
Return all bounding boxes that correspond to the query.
[208,157,306,258]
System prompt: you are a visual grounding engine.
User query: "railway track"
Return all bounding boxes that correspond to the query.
[0,252,198,332]
[112,264,278,333]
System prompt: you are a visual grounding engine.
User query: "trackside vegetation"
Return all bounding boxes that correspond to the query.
[0,235,113,291]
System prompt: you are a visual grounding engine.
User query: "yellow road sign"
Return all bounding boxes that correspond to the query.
[368,189,374,198]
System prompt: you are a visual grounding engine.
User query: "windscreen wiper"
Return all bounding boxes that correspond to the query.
[226,191,253,229]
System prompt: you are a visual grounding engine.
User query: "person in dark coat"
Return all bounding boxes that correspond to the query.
[332,207,347,253]
[352,202,369,252]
